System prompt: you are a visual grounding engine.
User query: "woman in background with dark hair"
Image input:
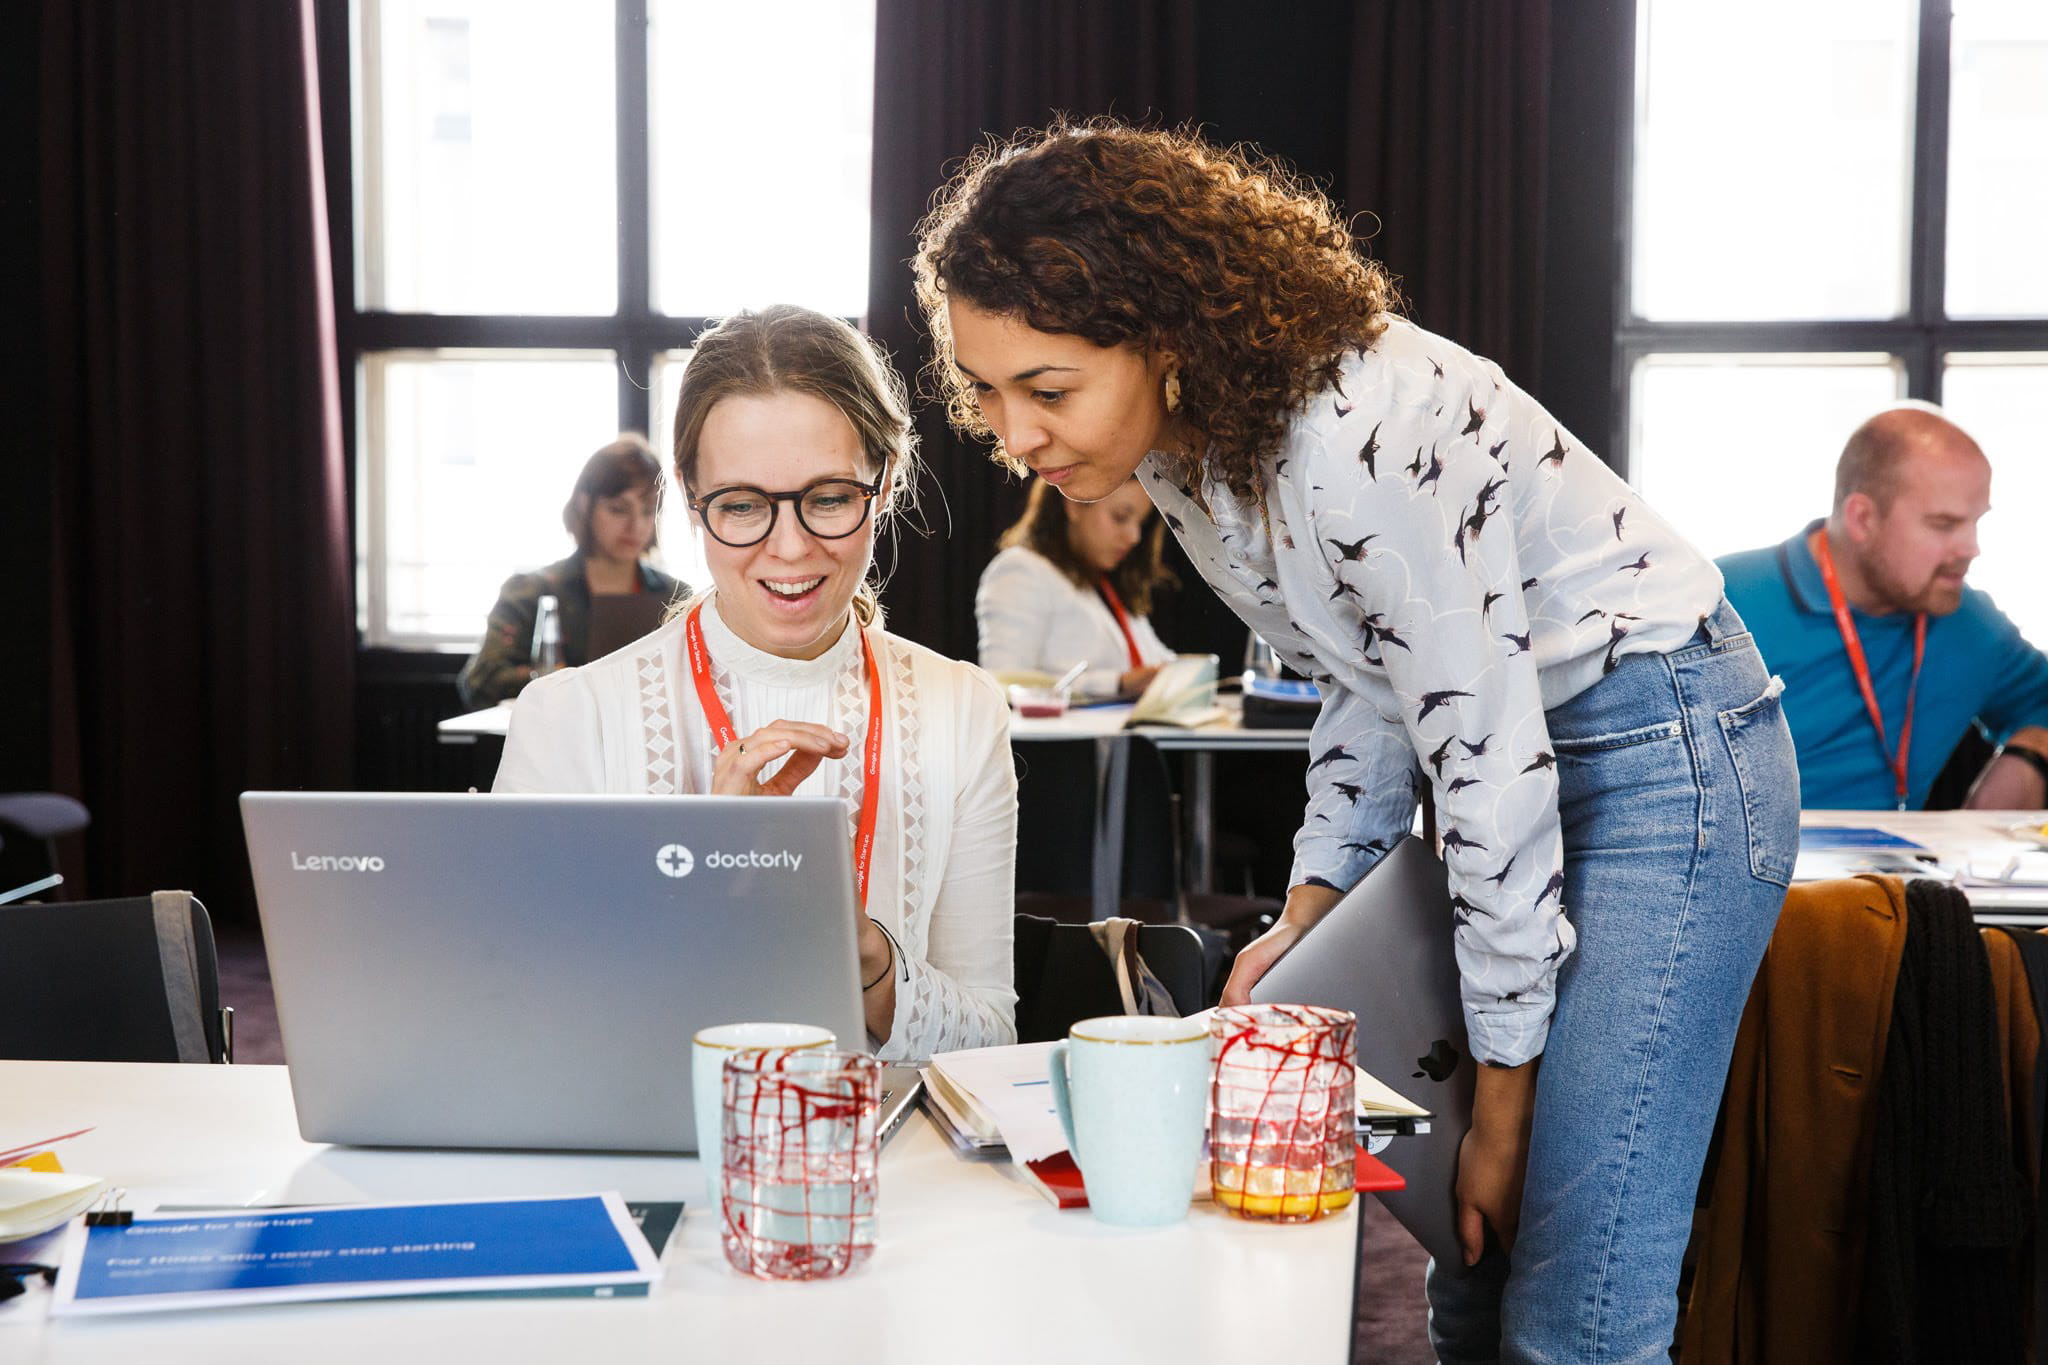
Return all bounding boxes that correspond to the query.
[977,476,1176,699]
[458,433,682,707]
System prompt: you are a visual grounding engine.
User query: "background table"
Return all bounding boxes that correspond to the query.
[1009,700,1312,920]
[1798,808,2048,925]
[3,1061,1360,1364]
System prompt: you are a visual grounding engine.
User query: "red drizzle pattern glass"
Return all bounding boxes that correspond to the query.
[1208,1004,1357,1222]
[720,1048,882,1280]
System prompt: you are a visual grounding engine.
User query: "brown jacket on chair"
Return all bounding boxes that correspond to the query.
[1680,876,2041,1363]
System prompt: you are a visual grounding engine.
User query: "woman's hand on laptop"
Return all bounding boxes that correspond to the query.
[1218,882,1344,1006]
[712,721,852,797]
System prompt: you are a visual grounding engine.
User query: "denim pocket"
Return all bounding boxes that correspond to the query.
[1550,718,1684,754]
[1716,677,1798,886]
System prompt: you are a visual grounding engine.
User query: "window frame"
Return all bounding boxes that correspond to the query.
[320,0,722,651]
[1613,0,2048,477]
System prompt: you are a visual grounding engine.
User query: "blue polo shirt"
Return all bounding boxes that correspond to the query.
[1718,522,2048,809]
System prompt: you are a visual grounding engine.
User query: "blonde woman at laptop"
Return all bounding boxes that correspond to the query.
[495,306,1018,1060]
[976,477,1177,701]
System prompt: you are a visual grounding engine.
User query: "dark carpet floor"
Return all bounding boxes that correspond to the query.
[213,930,1436,1361]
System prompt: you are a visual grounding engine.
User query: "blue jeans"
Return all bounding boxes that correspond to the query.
[1426,600,1798,1364]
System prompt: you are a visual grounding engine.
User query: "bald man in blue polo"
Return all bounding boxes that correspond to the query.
[1718,404,2048,811]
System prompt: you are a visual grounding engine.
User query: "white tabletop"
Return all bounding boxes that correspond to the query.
[3,1062,1359,1363]
[1800,808,2048,919]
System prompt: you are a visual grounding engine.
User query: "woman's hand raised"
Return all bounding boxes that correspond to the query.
[710,721,851,797]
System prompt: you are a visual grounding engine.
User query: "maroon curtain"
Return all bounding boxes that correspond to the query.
[1345,2,1554,379]
[41,0,353,920]
[866,0,1199,662]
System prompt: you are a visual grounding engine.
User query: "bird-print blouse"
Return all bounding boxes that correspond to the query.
[1138,316,1724,1066]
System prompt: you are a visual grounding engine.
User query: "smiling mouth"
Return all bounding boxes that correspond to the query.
[762,576,826,600]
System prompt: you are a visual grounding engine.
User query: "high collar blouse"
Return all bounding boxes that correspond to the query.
[1138,316,1725,1067]
[493,591,1019,1059]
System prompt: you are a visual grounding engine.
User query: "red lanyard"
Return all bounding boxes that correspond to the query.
[1809,529,1926,810]
[1097,577,1144,669]
[684,603,885,909]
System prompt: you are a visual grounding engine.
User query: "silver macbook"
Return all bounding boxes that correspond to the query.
[1251,836,1475,1267]
[240,791,870,1153]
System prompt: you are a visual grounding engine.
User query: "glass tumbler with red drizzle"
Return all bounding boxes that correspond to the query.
[1207,1004,1357,1222]
[720,1048,883,1279]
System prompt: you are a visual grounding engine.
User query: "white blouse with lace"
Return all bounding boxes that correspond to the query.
[493,591,1019,1059]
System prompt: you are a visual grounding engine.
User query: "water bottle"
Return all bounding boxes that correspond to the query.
[532,595,564,676]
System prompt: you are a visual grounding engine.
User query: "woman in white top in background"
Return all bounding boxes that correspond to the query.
[494,304,1018,1059]
[976,478,1177,701]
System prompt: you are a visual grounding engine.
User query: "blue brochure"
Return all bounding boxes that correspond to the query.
[51,1193,661,1316]
[1799,826,1928,852]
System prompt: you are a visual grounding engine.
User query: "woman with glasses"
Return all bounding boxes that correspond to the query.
[976,476,1177,700]
[495,305,1018,1058]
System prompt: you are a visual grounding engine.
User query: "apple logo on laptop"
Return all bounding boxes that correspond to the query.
[1412,1039,1460,1083]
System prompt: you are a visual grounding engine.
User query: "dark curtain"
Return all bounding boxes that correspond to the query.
[41,0,354,921]
[866,0,1199,663]
[1345,2,1554,381]
[867,2,1555,664]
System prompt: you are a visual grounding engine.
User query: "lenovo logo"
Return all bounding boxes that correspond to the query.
[290,852,386,872]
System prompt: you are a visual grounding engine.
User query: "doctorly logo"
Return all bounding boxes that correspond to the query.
[654,844,803,878]
[1412,1039,1461,1083]
[290,852,385,872]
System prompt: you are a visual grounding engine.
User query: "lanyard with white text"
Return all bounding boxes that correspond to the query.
[684,604,885,909]
[1809,529,1926,810]
[1097,578,1144,670]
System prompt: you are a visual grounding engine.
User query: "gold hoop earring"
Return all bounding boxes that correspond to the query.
[1164,370,1182,413]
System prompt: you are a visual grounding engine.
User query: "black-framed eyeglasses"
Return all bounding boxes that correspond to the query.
[687,474,884,549]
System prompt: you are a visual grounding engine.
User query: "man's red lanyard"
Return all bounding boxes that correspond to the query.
[1809,529,1926,810]
[685,604,885,908]
[1097,578,1144,669]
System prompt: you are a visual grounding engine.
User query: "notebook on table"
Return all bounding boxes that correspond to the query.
[240,791,874,1154]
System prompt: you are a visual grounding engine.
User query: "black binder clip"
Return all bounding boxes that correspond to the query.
[84,1186,131,1227]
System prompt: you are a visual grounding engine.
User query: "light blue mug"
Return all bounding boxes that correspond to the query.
[1047,1015,1213,1227]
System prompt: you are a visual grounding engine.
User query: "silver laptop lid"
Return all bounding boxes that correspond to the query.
[1250,836,1475,1267]
[240,791,866,1153]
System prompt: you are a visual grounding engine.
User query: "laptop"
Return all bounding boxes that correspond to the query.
[1250,836,1475,1267]
[587,591,669,660]
[240,791,896,1154]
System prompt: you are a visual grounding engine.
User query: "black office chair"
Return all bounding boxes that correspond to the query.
[1011,913,1210,1045]
[0,792,90,903]
[0,892,233,1062]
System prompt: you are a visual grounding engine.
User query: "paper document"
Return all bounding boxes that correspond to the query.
[50,1192,660,1316]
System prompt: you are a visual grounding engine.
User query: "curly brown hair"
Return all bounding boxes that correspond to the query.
[914,119,1397,501]
[998,478,1176,617]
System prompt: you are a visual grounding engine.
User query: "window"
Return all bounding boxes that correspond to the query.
[1622,0,2048,642]
[348,0,875,649]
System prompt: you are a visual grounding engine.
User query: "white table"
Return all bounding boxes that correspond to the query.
[1799,809,2048,925]
[436,706,512,744]
[1009,701,1313,920]
[3,1061,1359,1364]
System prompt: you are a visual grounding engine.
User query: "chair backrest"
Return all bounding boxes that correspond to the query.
[0,892,230,1063]
[1012,914,1210,1045]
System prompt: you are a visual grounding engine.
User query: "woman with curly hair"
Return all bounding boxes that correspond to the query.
[915,121,1797,1362]
[977,476,1177,699]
